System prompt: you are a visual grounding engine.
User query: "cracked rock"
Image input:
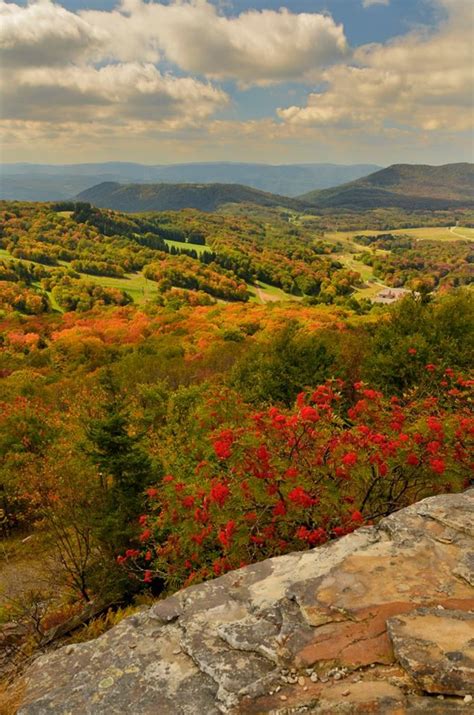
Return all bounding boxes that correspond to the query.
[387,608,474,696]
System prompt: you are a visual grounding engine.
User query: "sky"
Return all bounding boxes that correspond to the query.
[1,0,473,165]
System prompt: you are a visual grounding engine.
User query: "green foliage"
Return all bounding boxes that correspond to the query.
[84,371,161,552]
[1,201,472,314]
[360,238,473,290]
[122,378,472,592]
[231,322,336,405]
[49,277,132,312]
[365,291,474,393]
[0,281,51,315]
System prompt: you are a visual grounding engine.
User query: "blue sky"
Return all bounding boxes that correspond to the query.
[1,0,472,164]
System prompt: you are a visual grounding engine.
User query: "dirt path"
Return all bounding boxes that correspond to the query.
[254,285,282,304]
[449,226,473,240]
[0,533,53,603]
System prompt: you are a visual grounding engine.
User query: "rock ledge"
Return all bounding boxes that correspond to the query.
[19,490,474,714]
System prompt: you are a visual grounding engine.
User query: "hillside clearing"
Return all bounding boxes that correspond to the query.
[324,226,474,243]
[248,281,300,304]
[0,249,155,306]
[163,239,209,256]
[83,272,157,304]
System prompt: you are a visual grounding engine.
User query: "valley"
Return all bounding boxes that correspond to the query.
[1,201,472,314]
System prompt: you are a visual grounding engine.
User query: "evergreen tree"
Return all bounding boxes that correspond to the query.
[85,370,160,553]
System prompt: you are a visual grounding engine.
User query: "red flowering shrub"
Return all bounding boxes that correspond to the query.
[120,378,473,591]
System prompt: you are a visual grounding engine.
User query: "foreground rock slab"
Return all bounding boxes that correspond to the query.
[387,608,474,696]
[18,490,474,714]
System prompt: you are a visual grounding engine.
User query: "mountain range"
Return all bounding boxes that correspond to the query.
[75,163,474,213]
[0,162,380,201]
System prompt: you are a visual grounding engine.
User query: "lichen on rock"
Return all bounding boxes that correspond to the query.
[18,489,474,714]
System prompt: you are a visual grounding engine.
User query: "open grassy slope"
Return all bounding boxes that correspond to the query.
[324,226,474,243]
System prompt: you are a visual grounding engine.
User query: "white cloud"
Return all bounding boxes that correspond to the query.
[0,0,230,129]
[278,0,474,133]
[1,62,228,125]
[0,0,349,84]
[0,0,349,136]
[362,0,390,7]
[0,0,107,67]
[0,0,164,65]
[79,0,348,85]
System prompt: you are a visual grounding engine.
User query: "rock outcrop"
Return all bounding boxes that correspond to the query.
[19,490,474,714]
[387,608,474,696]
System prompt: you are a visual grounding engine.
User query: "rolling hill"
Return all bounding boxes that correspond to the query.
[76,181,308,212]
[301,163,474,210]
[0,162,380,201]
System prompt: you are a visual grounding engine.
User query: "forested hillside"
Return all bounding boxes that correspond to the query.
[1,201,472,317]
[1,279,472,606]
[76,182,308,212]
[73,164,474,214]
[301,163,474,210]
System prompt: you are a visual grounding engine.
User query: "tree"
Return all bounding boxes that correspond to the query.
[231,322,335,406]
[84,370,160,554]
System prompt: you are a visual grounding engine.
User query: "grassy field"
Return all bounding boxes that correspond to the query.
[450,226,474,240]
[83,272,157,304]
[164,239,210,256]
[324,226,474,243]
[334,253,388,300]
[0,243,379,307]
[248,281,300,304]
[4,223,464,310]
[0,246,288,306]
[336,254,375,281]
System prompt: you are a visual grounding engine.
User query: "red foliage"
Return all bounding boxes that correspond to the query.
[118,377,473,589]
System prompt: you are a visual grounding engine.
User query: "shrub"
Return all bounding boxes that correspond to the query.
[119,376,473,592]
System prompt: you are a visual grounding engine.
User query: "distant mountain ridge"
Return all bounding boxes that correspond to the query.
[300,163,474,210]
[0,162,380,201]
[76,181,308,212]
[75,163,474,213]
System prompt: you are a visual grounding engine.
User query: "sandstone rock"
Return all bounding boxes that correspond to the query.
[405,696,470,712]
[387,608,474,696]
[18,490,474,714]
[317,680,406,711]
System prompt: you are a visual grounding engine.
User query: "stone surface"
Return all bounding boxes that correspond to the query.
[387,608,474,696]
[18,490,474,714]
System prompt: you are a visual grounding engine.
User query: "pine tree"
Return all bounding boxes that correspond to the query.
[85,370,160,552]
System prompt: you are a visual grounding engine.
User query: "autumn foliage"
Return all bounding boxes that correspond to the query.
[119,376,473,591]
